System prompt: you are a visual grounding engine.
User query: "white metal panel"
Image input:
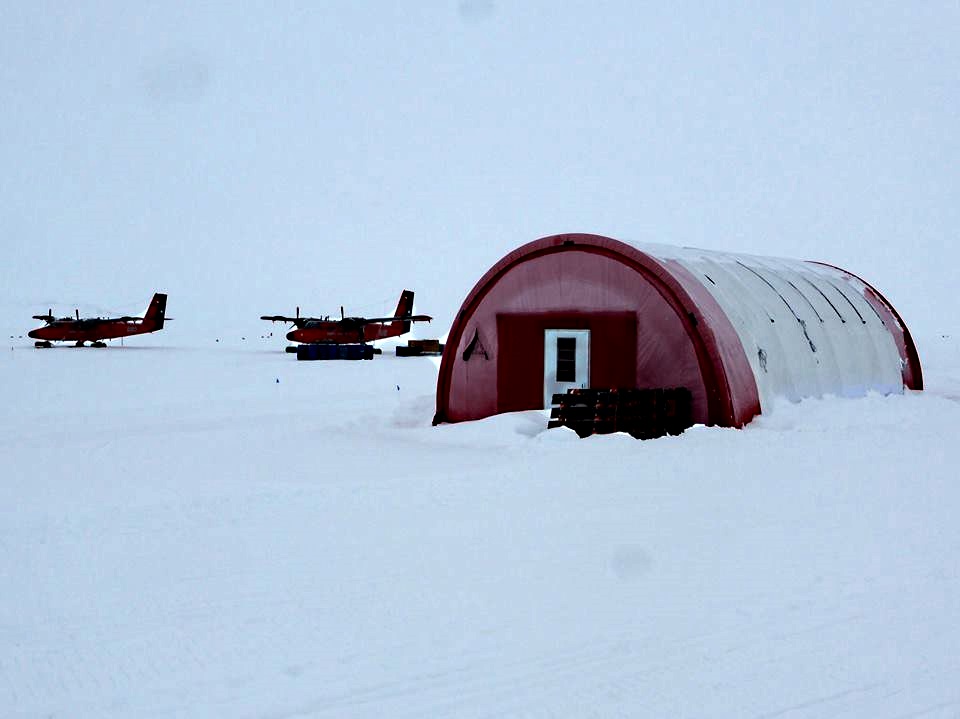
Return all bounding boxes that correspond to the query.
[635,244,904,410]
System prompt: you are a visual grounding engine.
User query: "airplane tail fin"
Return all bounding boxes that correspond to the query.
[391,290,415,334]
[143,293,168,329]
[394,290,415,319]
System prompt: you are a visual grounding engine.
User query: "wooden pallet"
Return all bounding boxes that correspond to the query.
[548,387,693,439]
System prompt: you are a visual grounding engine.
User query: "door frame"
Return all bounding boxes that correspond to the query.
[543,329,591,408]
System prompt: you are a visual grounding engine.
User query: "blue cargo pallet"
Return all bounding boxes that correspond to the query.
[296,343,374,361]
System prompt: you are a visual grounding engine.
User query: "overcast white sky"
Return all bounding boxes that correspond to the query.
[2,1,957,336]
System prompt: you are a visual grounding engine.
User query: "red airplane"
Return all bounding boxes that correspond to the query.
[29,293,170,348]
[261,289,431,346]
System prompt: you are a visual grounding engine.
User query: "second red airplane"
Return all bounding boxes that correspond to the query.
[261,289,431,345]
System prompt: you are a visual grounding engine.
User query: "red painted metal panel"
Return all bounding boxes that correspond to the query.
[495,313,637,414]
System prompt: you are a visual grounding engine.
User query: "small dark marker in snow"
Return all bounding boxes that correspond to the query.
[276,378,280,384]
[396,385,400,391]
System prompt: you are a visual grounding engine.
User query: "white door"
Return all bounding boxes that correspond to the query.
[543,329,590,408]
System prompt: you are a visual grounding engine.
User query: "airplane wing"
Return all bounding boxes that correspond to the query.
[358,314,433,324]
[260,315,314,327]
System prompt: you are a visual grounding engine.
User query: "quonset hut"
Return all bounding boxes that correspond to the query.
[434,233,921,428]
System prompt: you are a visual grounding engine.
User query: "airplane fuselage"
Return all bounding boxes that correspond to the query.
[28,319,158,343]
[286,319,411,345]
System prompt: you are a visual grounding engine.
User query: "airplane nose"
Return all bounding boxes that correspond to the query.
[286,330,298,342]
[27,329,39,339]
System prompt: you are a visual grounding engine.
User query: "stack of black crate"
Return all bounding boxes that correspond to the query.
[548,387,693,439]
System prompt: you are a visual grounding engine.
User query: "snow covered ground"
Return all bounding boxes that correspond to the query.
[3,4,959,715]
[2,331,959,718]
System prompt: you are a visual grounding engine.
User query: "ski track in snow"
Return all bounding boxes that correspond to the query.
[1,334,959,718]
